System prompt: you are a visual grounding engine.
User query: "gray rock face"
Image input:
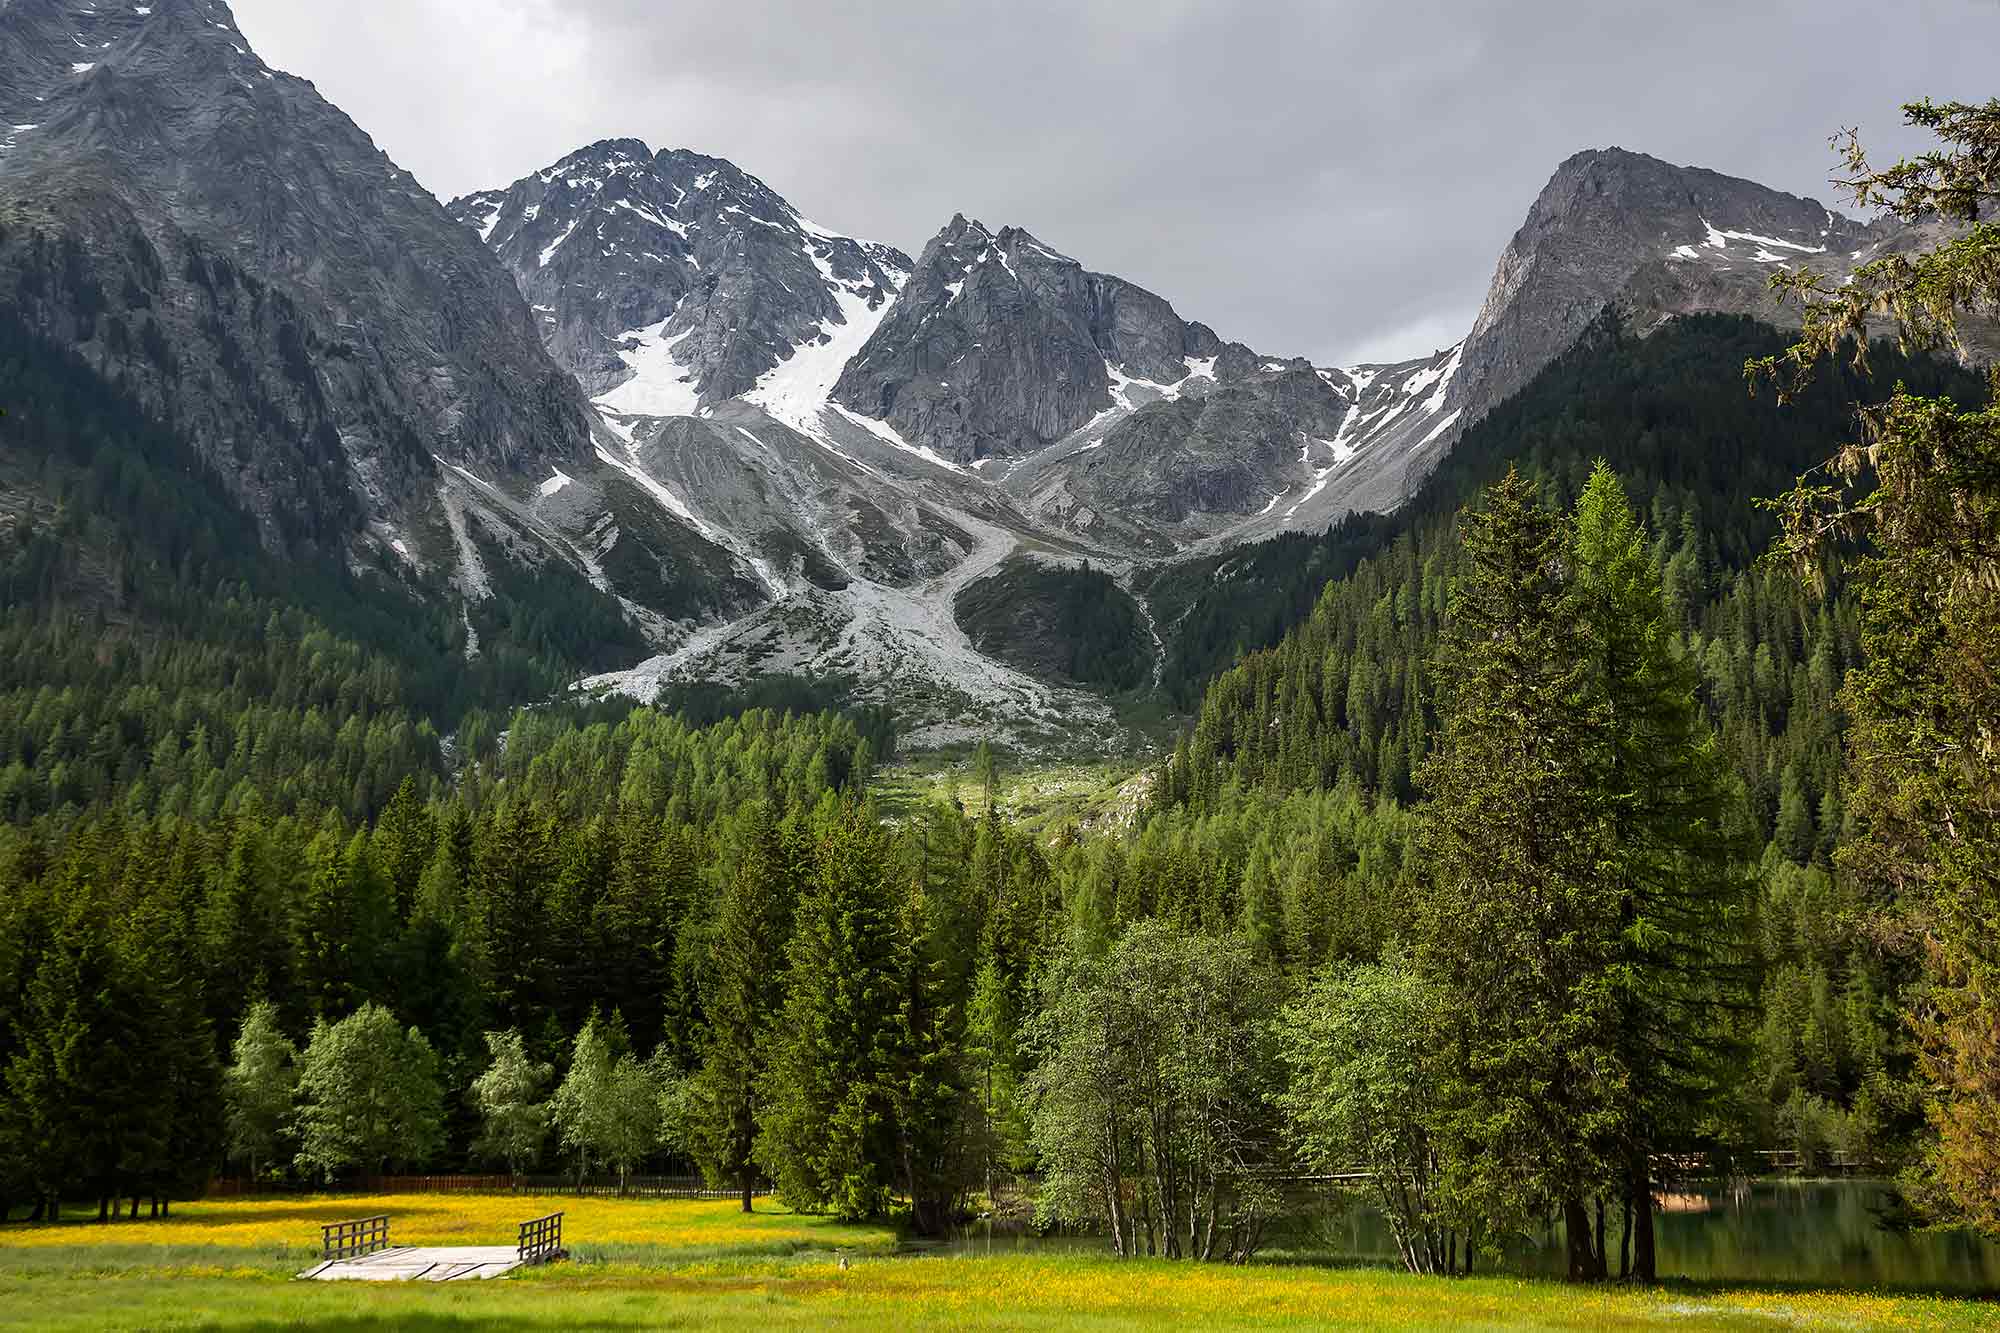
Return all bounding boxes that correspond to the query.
[833,217,1223,464]
[0,0,598,553]
[1451,147,1892,436]
[1000,357,1364,552]
[449,144,911,406]
[1275,147,1962,527]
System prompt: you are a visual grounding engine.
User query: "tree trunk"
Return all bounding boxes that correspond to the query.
[1562,1197,1599,1281]
[740,1177,753,1214]
[1594,1197,1607,1279]
[1620,1193,1632,1280]
[1631,1153,1657,1283]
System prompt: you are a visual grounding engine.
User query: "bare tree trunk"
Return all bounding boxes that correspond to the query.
[1594,1197,1607,1279]
[1620,1199,1630,1277]
[1563,1197,1598,1281]
[1631,1153,1657,1283]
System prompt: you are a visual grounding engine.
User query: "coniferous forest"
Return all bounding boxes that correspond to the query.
[1,104,1996,1294]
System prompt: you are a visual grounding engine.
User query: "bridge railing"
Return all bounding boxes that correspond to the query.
[518,1211,565,1265]
[321,1214,391,1260]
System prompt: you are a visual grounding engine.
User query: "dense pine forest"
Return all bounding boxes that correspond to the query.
[1,108,1996,1285]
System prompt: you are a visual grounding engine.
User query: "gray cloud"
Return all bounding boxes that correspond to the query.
[232,0,2000,365]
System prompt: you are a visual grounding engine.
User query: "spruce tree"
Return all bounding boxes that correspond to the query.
[1415,469,1625,1279]
[687,804,792,1211]
[890,881,976,1237]
[755,807,902,1221]
[1572,461,1753,1280]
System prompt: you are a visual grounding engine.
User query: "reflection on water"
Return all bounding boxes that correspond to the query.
[943,1181,2000,1293]
[1644,1179,2000,1292]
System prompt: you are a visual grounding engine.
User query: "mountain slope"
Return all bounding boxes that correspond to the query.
[0,0,771,714]
[1448,148,1888,435]
[1142,313,1990,714]
[0,0,604,553]
[832,216,1225,465]
[8,7,1979,759]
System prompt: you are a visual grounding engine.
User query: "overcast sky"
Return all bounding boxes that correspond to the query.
[232,0,2000,367]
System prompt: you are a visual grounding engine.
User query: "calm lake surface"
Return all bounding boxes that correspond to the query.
[944,1181,2000,1294]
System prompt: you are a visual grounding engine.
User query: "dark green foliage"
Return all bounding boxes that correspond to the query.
[1753,100,2000,1235]
[1572,463,1756,1281]
[1147,315,1982,711]
[0,311,658,828]
[755,807,906,1222]
[955,560,1154,693]
[1412,472,1625,1272]
[0,705,891,1208]
[685,804,794,1210]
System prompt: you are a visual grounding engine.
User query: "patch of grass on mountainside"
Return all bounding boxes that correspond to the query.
[874,759,1151,836]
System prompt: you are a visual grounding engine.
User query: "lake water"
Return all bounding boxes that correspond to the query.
[944,1181,2000,1294]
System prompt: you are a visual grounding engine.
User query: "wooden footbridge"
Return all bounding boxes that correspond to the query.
[298,1211,567,1282]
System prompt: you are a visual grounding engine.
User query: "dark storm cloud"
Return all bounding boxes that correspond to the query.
[232,0,2000,365]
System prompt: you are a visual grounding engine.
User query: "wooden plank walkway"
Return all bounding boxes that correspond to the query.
[299,1246,526,1282]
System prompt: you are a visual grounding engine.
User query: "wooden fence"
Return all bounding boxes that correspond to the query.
[356,1173,768,1200]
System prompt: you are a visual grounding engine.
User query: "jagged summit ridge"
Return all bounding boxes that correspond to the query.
[831,215,1225,465]
[447,143,913,415]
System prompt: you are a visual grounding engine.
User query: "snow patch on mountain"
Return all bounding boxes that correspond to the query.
[744,242,905,438]
[595,318,703,417]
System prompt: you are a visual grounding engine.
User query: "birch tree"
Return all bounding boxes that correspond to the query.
[223,1001,295,1184]
[469,1028,550,1181]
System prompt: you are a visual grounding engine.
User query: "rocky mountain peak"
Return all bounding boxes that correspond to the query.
[1450,146,1891,438]
[832,215,1225,464]
[450,143,913,415]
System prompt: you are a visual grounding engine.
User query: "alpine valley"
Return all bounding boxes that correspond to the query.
[0,0,1971,753]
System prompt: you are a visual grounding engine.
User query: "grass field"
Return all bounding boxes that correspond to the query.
[2,1194,1994,1330]
[872,758,1152,835]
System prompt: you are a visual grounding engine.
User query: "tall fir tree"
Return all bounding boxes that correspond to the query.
[687,804,793,1211]
[1415,469,1626,1279]
[1572,461,1755,1279]
[755,807,903,1221]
